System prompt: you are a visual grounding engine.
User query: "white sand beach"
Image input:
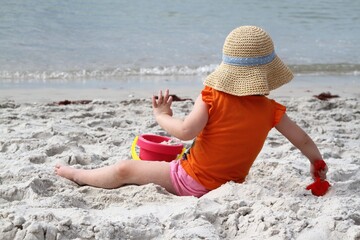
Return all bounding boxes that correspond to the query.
[0,85,359,239]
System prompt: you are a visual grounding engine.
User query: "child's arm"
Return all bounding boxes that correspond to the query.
[275,113,328,180]
[152,89,209,141]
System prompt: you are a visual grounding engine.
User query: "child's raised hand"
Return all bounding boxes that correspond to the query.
[152,89,173,117]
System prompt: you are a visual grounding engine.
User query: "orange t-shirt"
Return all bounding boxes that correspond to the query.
[181,86,286,190]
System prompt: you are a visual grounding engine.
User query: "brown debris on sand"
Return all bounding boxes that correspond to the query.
[313,92,339,101]
[48,100,92,106]
[155,94,193,102]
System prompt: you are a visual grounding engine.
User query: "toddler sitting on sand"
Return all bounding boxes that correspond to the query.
[55,26,328,197]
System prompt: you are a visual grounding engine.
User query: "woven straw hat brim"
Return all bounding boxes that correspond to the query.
[204,55,293,96]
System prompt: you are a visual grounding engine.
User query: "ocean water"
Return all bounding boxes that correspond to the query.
[0,0,359,88]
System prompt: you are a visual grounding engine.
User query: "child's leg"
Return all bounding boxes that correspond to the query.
[55,160,176,194]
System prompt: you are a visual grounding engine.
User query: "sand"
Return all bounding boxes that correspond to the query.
[0,85,360,240]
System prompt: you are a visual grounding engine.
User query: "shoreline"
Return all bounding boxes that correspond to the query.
[0,74,359,103]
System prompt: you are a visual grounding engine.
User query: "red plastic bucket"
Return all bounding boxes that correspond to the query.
[136,134,184,162]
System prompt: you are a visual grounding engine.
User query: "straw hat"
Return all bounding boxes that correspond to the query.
[204,26,293,96]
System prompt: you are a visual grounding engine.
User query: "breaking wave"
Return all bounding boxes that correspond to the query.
[0,63,359,82]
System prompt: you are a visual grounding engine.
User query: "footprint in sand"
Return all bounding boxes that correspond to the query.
[0,186,25,202]
[67,154,90,165]
[45,144,67,157]
[69,112,95,119]
[27,154,47,164]
[112,119,133,128]
[348,179,360,191]
[330,167,360,193]
[330,168,358,182]
[349,213,360,226]
[87,120,107,128]
[29,178,55,196]
[0,142,19,153]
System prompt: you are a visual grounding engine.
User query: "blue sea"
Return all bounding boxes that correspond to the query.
[0,0,359,89]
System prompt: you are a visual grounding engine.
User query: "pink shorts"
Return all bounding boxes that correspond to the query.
[169,160,209,197]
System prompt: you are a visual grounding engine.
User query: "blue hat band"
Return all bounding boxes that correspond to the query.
[222,51,275,66]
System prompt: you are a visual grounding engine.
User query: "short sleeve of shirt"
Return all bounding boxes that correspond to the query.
[201,86,214,111]
[273,101,286,126]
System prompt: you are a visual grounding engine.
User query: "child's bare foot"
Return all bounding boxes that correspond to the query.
[55,164,84,185]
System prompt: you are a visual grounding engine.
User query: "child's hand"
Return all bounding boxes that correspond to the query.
[310,159,328,180]
[152,89,173,117]
[307,160,330,196]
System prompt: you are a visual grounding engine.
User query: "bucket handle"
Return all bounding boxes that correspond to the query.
[131,136,186,161]
[131,136,141,160]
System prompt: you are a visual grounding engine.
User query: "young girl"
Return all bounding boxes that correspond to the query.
[55,26,328,197]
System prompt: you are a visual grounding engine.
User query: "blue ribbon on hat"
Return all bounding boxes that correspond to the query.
[222,51,276,66]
